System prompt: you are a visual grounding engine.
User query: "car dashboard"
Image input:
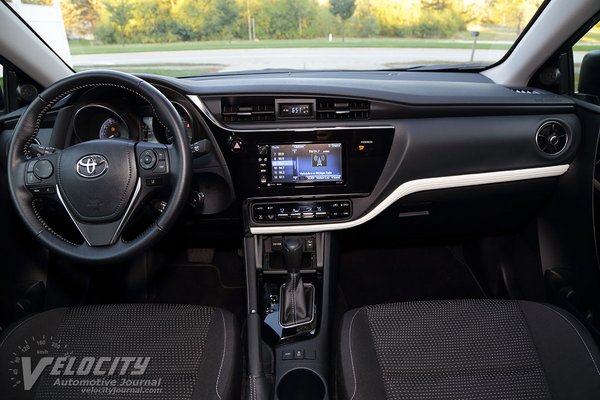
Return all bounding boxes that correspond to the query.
[0,70,580,240]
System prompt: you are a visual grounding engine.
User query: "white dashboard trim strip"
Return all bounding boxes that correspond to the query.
[250,164,570,234]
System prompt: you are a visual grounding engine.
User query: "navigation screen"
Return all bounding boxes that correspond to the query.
[270,143,343,184]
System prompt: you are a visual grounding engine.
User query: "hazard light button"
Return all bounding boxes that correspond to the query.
[230,137,244,153]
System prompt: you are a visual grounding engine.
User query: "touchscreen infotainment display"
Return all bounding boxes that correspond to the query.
[270,143,343,184]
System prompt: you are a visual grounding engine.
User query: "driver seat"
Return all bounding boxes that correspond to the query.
[0,304,240,400]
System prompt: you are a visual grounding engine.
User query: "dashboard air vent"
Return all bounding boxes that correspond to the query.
[316,98,370,120]
[222,103,275,122]
[536,121,568,155]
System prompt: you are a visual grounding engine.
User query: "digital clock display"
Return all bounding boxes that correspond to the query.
[279,103,312,118]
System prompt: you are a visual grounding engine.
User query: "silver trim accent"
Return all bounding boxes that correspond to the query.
[54,178,143,246]
[55,185,91,247]
[279,282,316,329]
[535,120,569,156]
[110,178,143,244]
[187,95,394,133]
[250,164,570,235]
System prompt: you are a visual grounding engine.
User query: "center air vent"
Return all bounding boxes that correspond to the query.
[316,98,370,120]
[222,103,275,122]
[536,121,568,155]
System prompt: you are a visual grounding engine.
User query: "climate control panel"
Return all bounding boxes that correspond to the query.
[252,200,352,223]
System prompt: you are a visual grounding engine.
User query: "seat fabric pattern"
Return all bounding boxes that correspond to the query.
[0,304,240,400]
[338,299,600,400]
[366,300,549,400]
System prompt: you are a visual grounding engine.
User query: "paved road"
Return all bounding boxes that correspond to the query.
[72,47,508,71]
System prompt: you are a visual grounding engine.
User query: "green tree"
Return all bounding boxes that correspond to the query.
[102,0,134,45]
[60,0,99,39]
[329,0,356,42]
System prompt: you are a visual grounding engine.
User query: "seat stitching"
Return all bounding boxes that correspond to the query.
[0,313,42,349]
[515,301,552,395]
[291,274,296,324]
[540,304,600,377]
[215,309,226,400]
[348,308,363,400]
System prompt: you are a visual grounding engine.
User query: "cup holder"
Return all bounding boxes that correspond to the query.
[276,368,326,400]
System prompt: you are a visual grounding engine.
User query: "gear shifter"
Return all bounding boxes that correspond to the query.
[280,237,312,327]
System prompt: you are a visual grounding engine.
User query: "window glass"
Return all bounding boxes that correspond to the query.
[5,0,545,75]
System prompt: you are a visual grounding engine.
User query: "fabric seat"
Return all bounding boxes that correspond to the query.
[338,299,600,400]
[0,304,240,400]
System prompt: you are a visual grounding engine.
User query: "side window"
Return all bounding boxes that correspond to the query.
[574,21,600,104]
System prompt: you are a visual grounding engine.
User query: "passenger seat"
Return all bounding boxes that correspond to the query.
[338,299,600,399]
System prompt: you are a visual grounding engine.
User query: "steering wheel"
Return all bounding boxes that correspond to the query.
[7,70,192,264]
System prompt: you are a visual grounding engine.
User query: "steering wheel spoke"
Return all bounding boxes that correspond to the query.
[55,177,143,247]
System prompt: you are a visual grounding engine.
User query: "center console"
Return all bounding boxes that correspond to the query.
[233,127,393,400]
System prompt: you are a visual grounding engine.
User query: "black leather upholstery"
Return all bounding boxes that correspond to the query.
[338,299,600,400]
[0,304,241,400]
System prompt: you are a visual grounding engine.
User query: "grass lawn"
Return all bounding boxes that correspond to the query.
[69,37,513,55]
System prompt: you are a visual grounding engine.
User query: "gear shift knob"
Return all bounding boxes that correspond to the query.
[283,237,303,273]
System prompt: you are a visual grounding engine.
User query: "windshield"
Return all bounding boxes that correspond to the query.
[6,0,544,76]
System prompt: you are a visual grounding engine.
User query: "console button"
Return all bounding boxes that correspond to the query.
[257,145,269,156]
[289,213,302,219]
[302,212,315,219]
[305,238,315,251]
[230,138,243,153]
[294,350,305,359]
[282,350,293,360]
[315,211,327,219]
[271,236,283,251]
[277,213,289,219]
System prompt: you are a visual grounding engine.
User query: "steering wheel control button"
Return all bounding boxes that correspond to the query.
[33,159,54,179]
[26,172,42,185]
[145,177,162,187]
[154,148,166,161]
[31,186,55,195]
[140,149,157,170]
[153,160,167,174]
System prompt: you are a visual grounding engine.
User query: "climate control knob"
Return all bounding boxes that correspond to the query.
[257,145,269,156]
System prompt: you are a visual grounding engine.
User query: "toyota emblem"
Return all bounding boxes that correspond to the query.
[76,155,109,178]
